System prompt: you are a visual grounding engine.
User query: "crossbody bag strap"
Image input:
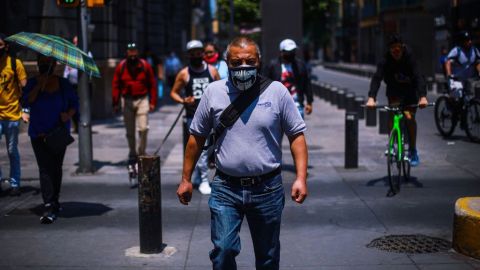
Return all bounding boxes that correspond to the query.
[214,75,273,138]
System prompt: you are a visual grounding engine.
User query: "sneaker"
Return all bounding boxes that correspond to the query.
[40,204,56,224]
[198,182,211,195]
[410,149,420,167]
[9,187,21,197]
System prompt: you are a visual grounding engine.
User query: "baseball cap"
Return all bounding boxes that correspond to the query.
[186,40,203,51]
[279,39,297,51]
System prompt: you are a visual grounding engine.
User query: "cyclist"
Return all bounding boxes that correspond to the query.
[444,31,480,95]
[366,34,428,167]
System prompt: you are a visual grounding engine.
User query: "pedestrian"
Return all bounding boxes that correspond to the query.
[112,42,157,176]
[21,54,79,223]
[63,35,81,133]
[143,47,164,102]
[164,51,182,90]
[204,42,229,79]
[264,38,313,118]
[439,46,448,77]
[176,36,308,269]
[366,34,428,167]
[0,33,27,196]
[170,40,220,195]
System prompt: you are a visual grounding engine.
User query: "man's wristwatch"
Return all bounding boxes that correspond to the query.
[22,108,30,113]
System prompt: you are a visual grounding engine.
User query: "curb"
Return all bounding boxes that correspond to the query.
[453,197,480,260]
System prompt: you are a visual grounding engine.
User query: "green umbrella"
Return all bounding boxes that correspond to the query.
[5,32,101,78]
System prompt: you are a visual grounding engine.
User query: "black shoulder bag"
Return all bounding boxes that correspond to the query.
[207,75,273,163]
[44,85,75,154]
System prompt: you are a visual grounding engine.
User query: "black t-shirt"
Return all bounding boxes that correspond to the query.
[185,64,214,118]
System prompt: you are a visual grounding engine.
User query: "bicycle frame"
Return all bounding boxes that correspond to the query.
[388,111,405,160]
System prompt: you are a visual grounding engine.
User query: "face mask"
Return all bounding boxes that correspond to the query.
[190,57,203,67]
[127,56,139,65]
[204,53,219,64]
[228,65,257,91]
[38,64,54,75]
[282,52,295,62]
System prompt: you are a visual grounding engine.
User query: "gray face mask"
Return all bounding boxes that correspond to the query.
[228,65,257,91]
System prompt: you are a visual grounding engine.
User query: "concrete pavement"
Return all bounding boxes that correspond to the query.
[1,70,480,269]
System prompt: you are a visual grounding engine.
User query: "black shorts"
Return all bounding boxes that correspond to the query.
[386,90,418,106]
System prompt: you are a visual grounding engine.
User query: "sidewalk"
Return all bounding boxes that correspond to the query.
[0,98,479,269]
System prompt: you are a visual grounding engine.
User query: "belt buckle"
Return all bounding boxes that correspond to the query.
[239,177,254,186]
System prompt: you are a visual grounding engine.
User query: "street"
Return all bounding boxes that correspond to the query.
[0,67,479,269]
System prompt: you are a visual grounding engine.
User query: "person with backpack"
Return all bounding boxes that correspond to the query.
[112,42,157,171]
[0,33,27,196]
[176,36,308,269]
[170,40,220,195]
[444,31,480,94]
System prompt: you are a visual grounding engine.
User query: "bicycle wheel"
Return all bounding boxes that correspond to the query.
[434,96,457,137]
[464,99,480,142]
[387,130,402,194]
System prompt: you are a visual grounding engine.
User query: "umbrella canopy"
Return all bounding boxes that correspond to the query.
[5,32,101,78]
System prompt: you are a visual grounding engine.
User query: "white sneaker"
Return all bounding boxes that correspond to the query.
[198,182,211,195]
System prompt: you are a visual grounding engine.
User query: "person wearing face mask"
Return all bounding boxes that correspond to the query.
[21,54,79,223]
[204,42,229,79]
[264,38,313,118]
[366,34,428,167]
[112,43,157,180]
[170,40,220,195]
[0,33,27,196]
[177,36,308,269]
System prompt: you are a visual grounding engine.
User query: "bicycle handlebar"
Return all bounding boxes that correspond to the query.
[361,103,435,110]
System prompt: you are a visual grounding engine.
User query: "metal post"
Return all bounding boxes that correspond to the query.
[183,116,188,154]
[319,82,326,99]
[138,156,163,254]
[330,87,338,105]
[337,89,346,109]
[354,96,365,119]
[345,112,358,169]
[325,84,332,103]
[378,108,389,134]
[346,93,356,112]
[366,108,377,127]
[77,1,94,173]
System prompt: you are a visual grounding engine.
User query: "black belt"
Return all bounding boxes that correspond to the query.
[215,167,282,187]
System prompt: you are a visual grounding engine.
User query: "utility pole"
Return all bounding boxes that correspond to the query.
[77,0,94,173]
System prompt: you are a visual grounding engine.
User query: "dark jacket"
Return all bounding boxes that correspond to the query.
[369,49,426,99]
[264,57,313,105]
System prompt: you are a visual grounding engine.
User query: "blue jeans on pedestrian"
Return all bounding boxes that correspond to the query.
[0,120,21,187]
[186,117,209,186]
[208,173,285,270]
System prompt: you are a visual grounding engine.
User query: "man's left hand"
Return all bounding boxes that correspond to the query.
[291,179,308,204]
[305,104,313,115]
[418,96,428,109]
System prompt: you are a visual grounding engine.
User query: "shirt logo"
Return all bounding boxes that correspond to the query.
[257,102,272,108]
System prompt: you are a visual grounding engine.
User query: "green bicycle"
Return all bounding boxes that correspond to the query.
[373,104,434,196]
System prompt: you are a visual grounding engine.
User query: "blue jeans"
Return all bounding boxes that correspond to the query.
[0,120,21,187]
[208,174,285,270]
[186,117,209,186]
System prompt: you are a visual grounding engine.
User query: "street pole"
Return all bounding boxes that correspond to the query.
[77,0,94,173]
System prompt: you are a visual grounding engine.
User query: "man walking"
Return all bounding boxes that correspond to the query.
[264,38,313,118]
[112,43,157,173]
[177,36,308,269]
[0,33,27,196]
[170,40,220,195]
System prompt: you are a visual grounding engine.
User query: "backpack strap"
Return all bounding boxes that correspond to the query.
[214,75,273,138]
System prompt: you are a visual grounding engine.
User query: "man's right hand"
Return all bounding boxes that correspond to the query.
[183,96,195,106]
[21,112,30,123]
[366,97,376,108]
[177,179,193,205]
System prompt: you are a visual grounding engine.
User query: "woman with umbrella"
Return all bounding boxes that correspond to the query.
[22,54,79,224]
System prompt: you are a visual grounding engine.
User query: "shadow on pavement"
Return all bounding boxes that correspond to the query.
[29,201,113,218]
[366,176,424,188]
[0,186,40,198]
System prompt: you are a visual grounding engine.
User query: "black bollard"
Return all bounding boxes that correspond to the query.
[311,81,319,97]
[366,107,377,127]
[337,89,346,109]
[324,84,332,102]
[330,87,339,105]
[138,155,164,254]
[378,108,390,134]
[354,96,365,120]
[345,112,358,169]
[319,82,326,99]
[475,84,480,99]
[346,93,356,112]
